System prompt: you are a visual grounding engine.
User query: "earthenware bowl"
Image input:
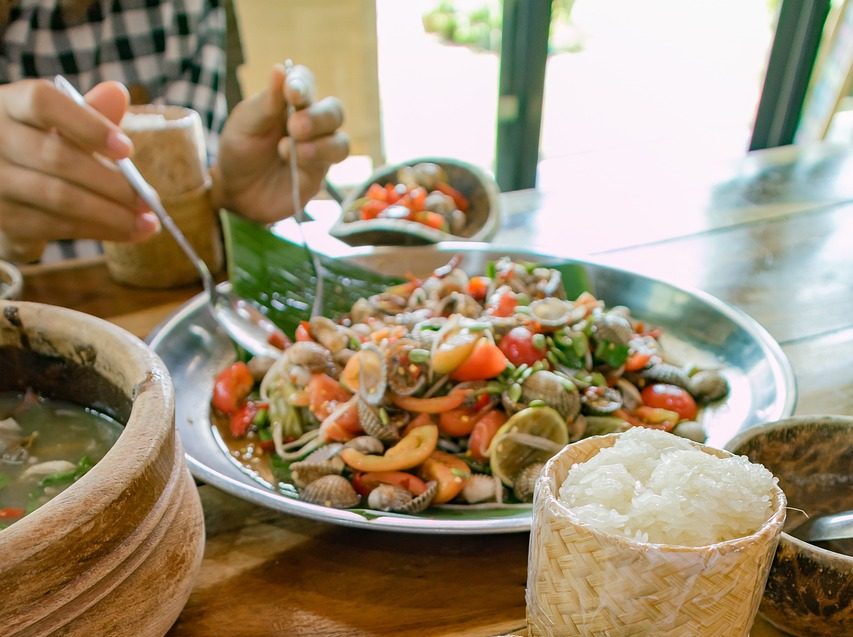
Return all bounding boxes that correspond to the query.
[726,416,853,637]
[0,300,204,637]
[330,156,501,246]
[0,259,22,300]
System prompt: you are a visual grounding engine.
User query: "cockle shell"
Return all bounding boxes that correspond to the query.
[639,362,690,388]
[357,343,387,406]
[593,312,633,346]
[513,462,544,502]
[688,369,728,402]
[290,458,344,489]
[300,474,360,508]
[522,370,580,421]
[357,399,400,442]
[343,435,385,455]
[309,316,350,354]
[367,484,413,511]
[395,481,437,514]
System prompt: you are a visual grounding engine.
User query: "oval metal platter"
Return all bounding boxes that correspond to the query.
[148,243,796,534]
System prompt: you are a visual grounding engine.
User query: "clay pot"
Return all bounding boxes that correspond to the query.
[0,301,204,637]
[726,416,853,637]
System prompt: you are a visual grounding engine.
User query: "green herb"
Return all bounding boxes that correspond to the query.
[485,260,497,279]
[38,456,93,489]
[408,348,430,363]
[270,454,294,485]
[594,340,630,368]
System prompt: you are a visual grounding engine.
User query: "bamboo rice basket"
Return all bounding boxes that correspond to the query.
[526,433,787,637]
[103,105,221,288]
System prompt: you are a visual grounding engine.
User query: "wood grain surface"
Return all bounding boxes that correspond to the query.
[19,143,852,637]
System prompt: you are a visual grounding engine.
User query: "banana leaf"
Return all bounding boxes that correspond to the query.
[221,211,592,338]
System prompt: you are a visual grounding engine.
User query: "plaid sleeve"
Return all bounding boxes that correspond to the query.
[157,0,228,155]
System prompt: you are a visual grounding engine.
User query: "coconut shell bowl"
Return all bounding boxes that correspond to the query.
[330,156,501,246]
[726,416,853,637]
[0,301,204,637]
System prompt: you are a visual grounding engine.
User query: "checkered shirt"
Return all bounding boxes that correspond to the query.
[1,0,228,261]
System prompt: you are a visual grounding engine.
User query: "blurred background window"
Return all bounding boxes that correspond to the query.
[233,0,849,192]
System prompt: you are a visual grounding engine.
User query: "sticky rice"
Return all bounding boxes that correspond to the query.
[558,427,777,546]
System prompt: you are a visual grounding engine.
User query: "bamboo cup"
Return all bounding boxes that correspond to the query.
[526,434,787,637]
[103,105,222,288]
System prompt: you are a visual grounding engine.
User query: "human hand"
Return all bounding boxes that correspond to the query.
[0,80,160,262]
[213,63,350,223]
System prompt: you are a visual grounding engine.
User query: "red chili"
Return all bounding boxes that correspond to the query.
[212,362,254,414]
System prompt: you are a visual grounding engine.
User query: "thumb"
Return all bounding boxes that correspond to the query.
[84,81,130,126]
[230,63,286,136]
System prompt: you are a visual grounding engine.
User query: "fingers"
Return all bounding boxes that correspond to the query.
[278,130,350,165]
[0,118,139,209]
[1,79,132,160]
[286,96,344,141]
[0,163,158,243]
[85,81,130,126]
[283,63,315,109]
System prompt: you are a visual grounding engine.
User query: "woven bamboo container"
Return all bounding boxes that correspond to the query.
[103,105,222,288]
[526,433,787,637]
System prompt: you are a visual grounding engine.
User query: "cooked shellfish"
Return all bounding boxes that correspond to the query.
[300,475,360,508]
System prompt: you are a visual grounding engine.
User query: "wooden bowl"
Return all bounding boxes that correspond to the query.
[330,156,501,246]
[725,416,853,637]
[0,259,22,299]
[0,301,204,637]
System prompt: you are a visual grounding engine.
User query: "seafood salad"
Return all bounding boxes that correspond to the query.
[210,257,728,513]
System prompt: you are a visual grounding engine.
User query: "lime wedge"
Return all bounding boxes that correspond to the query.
[489,407,569,486]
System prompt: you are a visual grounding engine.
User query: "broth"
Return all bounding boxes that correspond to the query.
[0,390,123,528]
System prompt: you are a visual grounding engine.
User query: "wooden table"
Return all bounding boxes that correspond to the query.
[19,143,853,636]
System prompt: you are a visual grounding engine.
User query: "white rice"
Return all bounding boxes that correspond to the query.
[121,112,169,131]
[558,427,777,546]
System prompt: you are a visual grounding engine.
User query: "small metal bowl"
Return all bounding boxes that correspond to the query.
[0,259,23,299]
[725,416,853,637]
[330,156,501,246]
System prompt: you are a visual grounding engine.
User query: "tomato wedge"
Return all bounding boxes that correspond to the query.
[467,410,508,461]
[419,450,472,504]
[307,373,360,433]
[438,406,479,437]
[450,337,508,381]
[641,384,697,420]
[212,362,254,414]
[340,425,438,472]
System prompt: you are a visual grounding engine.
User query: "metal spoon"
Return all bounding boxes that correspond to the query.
[54,75,284,359]
[786,509,853,543]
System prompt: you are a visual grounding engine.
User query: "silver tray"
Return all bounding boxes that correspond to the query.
[148,243,796,534]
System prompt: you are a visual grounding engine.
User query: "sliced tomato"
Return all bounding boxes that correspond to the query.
[295,321,313,342]
[306,373,360,433]
[466,276,490,301]
[624,351,651,372]
[402,412,435,436]
[366,182,387,201]
[351,471,428,498]
[498,326,547,367]
[419,450,472,504]
[488,290,518,317]
[641,384,697,421]
[436,182,469,211]
[450,338,508,381]
[391,388,470,414]
[212,362,254,414]
[229,400,266,438]
[467,409,508,461]
[438,407,478,437]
